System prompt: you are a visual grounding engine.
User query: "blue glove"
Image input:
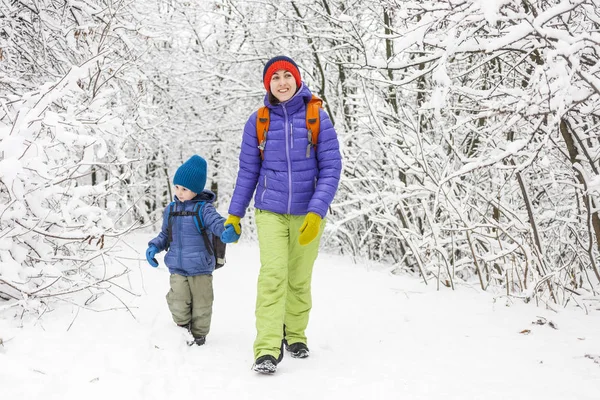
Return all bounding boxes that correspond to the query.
[220,225,241,244]
[146,245,159,267]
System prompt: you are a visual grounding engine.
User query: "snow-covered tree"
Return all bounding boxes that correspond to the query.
[335,0,600,306]
[3,0,598,311]
[0,0,149,308]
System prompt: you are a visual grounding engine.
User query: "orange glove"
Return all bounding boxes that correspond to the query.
[298,212,322,246]
[224,215,242,235]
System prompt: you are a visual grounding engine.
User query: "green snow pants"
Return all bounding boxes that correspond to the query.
[253,209,326,360]
[166,273,213,338]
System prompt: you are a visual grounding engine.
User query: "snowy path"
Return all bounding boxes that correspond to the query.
[1,233,599,400]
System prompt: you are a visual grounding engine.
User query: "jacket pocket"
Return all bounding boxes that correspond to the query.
[204,252,214,269]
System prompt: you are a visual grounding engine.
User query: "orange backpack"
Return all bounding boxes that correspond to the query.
[256,95,323,160]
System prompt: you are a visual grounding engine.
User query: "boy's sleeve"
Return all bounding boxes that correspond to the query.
[203,204,226,237]
[148,206,170,251]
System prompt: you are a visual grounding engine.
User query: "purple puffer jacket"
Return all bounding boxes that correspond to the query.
[229,84,342,218]
[149,190,226,276]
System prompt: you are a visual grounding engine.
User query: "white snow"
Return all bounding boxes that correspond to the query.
[475,0,512,26]
[1,233,599,399]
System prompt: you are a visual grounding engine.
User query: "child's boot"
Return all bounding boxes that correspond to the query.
[187,335,206,346]
[177,322,190,332]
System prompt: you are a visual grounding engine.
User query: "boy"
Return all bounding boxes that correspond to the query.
[145,155,239,345]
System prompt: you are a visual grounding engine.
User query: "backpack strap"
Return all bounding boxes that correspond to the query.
[192,202,205,233]
[166,202,176,250]
[166,201,214,256]
[305,95,322,158]
[193,202,214,257]
[257,95,323,159]
[167,202,197,248]
[256,106,270,160]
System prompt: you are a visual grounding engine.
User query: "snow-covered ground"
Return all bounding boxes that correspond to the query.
[1,233,599,400]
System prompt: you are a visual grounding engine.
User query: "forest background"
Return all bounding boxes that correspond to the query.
[1,0,599,314]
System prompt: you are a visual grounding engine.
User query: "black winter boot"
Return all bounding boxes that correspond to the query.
[187,335,206,346]
[285,342,309,358]
[177,322,190,332]
[252,355,278,374]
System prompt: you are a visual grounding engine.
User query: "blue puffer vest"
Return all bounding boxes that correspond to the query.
[148,190,226,276]
[228,84,342,218]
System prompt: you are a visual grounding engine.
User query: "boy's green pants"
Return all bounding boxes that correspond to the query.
[254,209,326,360]
[166,274,213,338]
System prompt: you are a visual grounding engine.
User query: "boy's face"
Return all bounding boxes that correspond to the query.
[175,185,197,202]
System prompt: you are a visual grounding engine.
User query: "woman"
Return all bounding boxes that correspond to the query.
[223,55,342,374]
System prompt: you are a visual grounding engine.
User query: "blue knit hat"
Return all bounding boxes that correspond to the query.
[173,155,207,195]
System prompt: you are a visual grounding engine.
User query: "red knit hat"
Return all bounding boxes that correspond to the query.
[263,56,301,91]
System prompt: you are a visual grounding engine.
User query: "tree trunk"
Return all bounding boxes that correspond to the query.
[560,119,600,282]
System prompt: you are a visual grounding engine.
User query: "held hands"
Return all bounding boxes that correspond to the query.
[222,215,242,244]
[299,212,322,246]
[224,215,241,234]
[221,224,241,244]
[146,245,159,267]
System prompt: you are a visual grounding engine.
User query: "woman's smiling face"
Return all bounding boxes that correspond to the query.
[269,69,297,103]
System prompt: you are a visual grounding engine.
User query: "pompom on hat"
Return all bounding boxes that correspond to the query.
[173,155,207,195]
[262,56,302,91]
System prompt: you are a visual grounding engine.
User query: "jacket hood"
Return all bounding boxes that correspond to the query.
[174,189,216,204]
[263,82,313,111]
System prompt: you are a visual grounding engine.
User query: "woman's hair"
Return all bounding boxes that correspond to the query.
[268,92,280,105]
